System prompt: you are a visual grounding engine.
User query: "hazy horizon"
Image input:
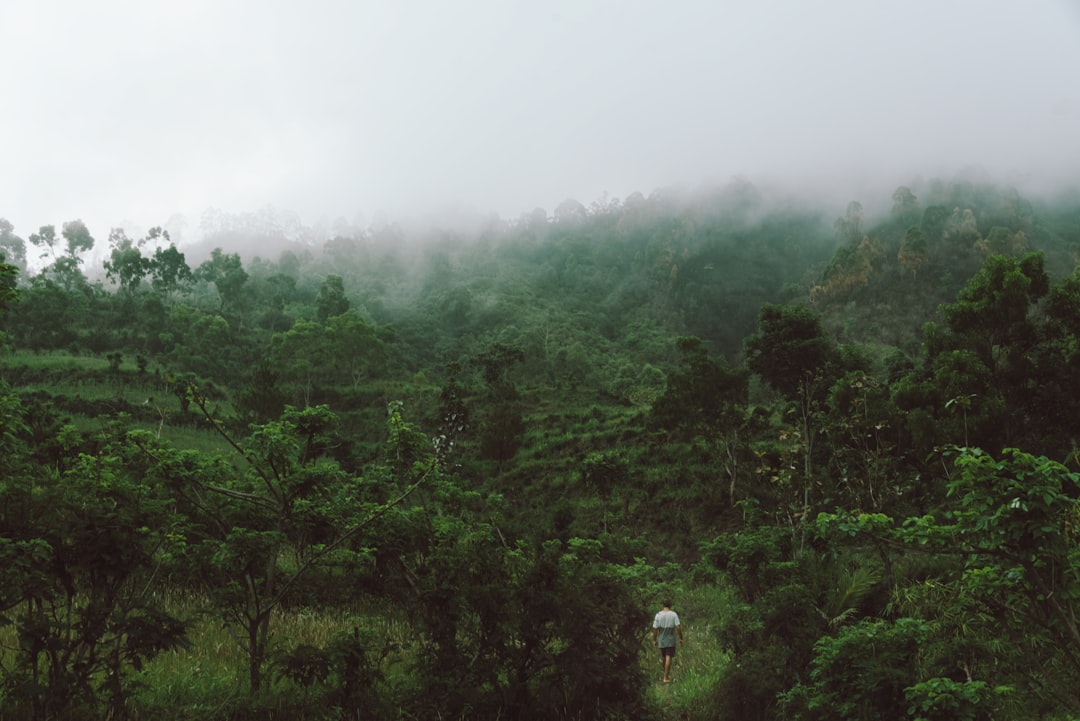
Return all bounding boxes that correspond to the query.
[3,0,1079,243]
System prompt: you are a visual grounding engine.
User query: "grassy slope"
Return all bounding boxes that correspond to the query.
[2,349,236,455]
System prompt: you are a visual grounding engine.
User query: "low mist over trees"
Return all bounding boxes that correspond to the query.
[2,174,1080,720]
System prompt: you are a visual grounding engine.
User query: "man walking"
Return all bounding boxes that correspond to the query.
[652,600,684,683]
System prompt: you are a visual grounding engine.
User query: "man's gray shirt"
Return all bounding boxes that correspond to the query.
[653,609,680,648]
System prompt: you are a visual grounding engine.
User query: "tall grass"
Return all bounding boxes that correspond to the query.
[642,583,734,720]
[0,587,412,720]
[3,582,733,720]
[132,592,413,719]
[4,349,240,454]
[3,348,129,371]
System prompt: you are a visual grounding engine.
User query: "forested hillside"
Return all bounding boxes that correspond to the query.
[3,175,1080,720]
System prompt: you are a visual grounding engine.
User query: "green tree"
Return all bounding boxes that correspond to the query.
[834,201,864,243]
[652,336,747,432]
[270,319,332,405]
[1044,266,1080,338]
[745,304,839,496]
[891,186,921,226]
[325,310,389,390]
[745,304,835,399]
[941,252,1047,369]
[29,222,93,293]
[699,524,831,721]
[920,204,950,241]
[908,449,1080,712]
[148,243,193,302]
[0,218,27,271]
[474,342,526,386]
[175,310,235,380]
[1029,268,1080,457]
[136,396,438,694]
[0,424,188,719]
[824,370,901,510]
[23,220,94,295]
[975,226,1027,257]
[819,447,1080,716]
[898,226,929,280]
[11,275,84,351]
[27,224,58,261]
[233,358,288,425]
[251,272,297,331]
[60,219,94,260]
[813,237,883,302]
[315,274,350,322]
[40,255,89,293]
[0,254,17,347]
[400,525,651,720]
[196,247,249,314]
[472,343,527,463]
[103,229,152,302]
[434,362,469,465]
[784,618,930,721]
[891,251,1057,455]
[651,336,749,503]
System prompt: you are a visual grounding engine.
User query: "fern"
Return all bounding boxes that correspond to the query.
[817,565,881,629]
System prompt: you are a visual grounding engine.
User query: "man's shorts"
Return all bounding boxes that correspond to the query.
[660,645,676,658]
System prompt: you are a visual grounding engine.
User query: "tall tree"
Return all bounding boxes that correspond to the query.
[0,424,188,719]
[472,343,526,464]
[325,310,389,390]
[60,219,94,261]
[745,304,835,399]
[196,248,249,314]
[897,226,928,280]
[745,304,840,514]
[27,224,58,261]
[820,448,1080,716]
[0,254,17,343]
[103,229,152,301]
[148,244,193,302]
[940,252,1047,374]
[315,274,350,322]
[0,218,27,270]
[135,396,438,694]
[651,336,749,503]
[29,220,95,293]
[890,186,921,226]
[270,319,332,406]
[834,201,863,243]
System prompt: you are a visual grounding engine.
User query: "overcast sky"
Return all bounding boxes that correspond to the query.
[2,0,1079,241]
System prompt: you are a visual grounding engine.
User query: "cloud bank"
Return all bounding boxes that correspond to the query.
[2,0,1078,241]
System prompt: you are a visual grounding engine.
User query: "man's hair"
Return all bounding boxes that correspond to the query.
[662,599,672,609]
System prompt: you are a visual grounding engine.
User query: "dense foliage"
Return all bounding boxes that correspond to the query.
[2,175,1080,719]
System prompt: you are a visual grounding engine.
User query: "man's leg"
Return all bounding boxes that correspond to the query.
[661,648,673,682]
